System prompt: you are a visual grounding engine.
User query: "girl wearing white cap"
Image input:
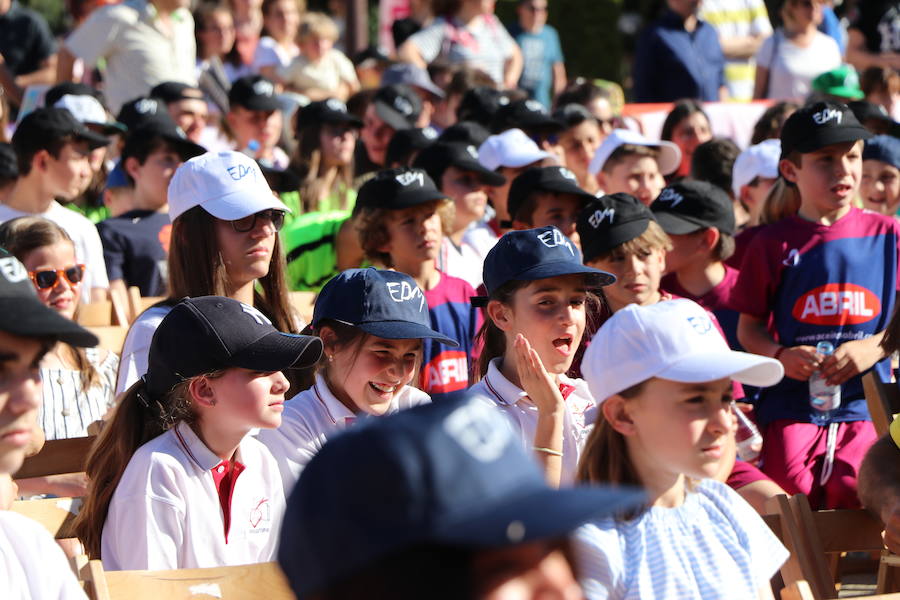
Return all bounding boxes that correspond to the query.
[115,150,298,395]
[574,299,788,600]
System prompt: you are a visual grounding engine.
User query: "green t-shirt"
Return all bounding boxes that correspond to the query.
[282,209,351,292]
[279,187,357,228]
[63,201,110,224]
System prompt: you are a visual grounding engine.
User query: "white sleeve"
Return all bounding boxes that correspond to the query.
[64,6,123,66]
[251,38,280,71]
[84,221,109,289]
[573,521,624,600]
[408,22,446,64]
[335,50,359,86]
[115,312,162,395]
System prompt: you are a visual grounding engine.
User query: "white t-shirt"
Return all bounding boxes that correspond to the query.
[251,36,299,72]
[0,202,109,303]
[460,219,499,265]
[257,373,431,496]
[439,236,484,289]
[115,304,170,395]
[102,421,285,570]
[574,479,789,600]
[1,511,86,599]
[277,48,358,95]
[40,347,118,440]
[467,357,596,484]
[755,29,841,100]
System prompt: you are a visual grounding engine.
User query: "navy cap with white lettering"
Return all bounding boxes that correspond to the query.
[577,193,656,263]
[480,227,615,299]
[780,100,871,159]
[312,268,458,346]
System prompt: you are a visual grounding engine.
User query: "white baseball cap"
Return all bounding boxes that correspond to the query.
[588,128,681,176]
[167,151,289,222]
[731,139,781,197]
[582,299,783,404]
[478,128,551,171]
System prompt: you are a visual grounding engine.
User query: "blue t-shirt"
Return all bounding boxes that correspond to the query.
[97,209,170,296]
[731,208,900,426]
[507,23,563,108]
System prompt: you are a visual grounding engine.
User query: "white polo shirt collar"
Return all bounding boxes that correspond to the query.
[482,357,576,406]
[312,373,358,426]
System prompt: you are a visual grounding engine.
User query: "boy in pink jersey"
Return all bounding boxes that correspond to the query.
[733,101,900,509]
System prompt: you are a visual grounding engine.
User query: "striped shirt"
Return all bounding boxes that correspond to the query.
[38,348,118,441]
[574,479,788,600]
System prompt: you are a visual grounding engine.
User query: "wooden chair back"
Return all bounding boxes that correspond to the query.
[88,326,129,354]
[289,291,316,325]
[13,435,95,479]
[10,496,81,539]
[78,560,296,600]
[781,581,900,600]
[77,301,113,327]
[863,372,900,437]
[127,286,164,323]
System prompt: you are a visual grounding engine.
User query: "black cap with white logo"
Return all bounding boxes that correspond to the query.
[650,179,735,236]
[297,99,363,131]
[13,107,110,153]
[356,167,447,210]
[229,75,280,112]
[117,96,170,131]
[780,100,872,159]
[373,84,422,131]
[412,141,506,188]
[577,193,656,262]
[0,250,97,347]
[507,166,595,223]
[491,99,564,135]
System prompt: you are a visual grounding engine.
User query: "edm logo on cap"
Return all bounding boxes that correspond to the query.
[395,170,424,187]
[588,207,615,228]
[525,99,547,114]
[559,167,577,181]
[135,98,158,114]
[0,257,27,283]
[386,280,426,311]
[325,98,347,113]
[657,187,684,207]
[812,108,843,126]
[537,227,575,256]
[444,400,512,462]
[466,145,479,159]
[253,80,275,97]
[393,96,413,116]
[226,160,258,181]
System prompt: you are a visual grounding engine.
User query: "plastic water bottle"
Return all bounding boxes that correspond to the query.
[732,401,763,461]
[241,139,261,159]
[809,341,841,411]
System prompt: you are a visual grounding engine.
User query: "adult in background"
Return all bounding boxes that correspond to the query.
[632,0,727,103]
[753,0,841,101]
[253,0,303,81]
[846,0,900,74]
[399,0,523,89]
[507,0,565,108]
[0,0,57,108]
[58,0,197,114]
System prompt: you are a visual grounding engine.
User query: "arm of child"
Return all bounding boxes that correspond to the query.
[737,313,820,381]
[513,334,564,488]
[818,330,887,386]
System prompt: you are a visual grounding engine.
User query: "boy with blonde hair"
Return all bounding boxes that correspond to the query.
[278,12,359,100]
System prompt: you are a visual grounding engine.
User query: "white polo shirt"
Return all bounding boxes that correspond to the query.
[467,357,596,484]
[1,511,86,599]
[102,421,285,571]
[257,373,431,496]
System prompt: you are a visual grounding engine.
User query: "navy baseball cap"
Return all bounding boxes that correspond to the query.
[278,393,645,598]
[577,193,656,262]
[491,98,564,135]
[507,166,595,222]
[356,168,447,210]
[780,100,871,159]
[650,179,735,236]
[144,296,323,402]
[863,135,900,170]
[456,86,508,126]
[373,84,422,131]
[312,268,458,346]
[480,226,615,300]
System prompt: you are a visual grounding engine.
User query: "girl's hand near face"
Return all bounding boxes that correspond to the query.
[514,334,565,415]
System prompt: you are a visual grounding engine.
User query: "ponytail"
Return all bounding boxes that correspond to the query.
[74,374,211,558]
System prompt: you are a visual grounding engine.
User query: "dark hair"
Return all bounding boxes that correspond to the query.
[193,2,242,67]
[690,137,741,197]
[554,80,612,111]
[15,134,75,176]
[750,101,799,145]
[121,137,179,184]
[660,99,709,142]
[882,303,900,356]
[713,231,735,262]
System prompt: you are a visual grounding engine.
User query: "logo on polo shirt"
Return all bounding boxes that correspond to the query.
[249,497,271,530]
[252,80,275,97]
[537,228,575,256]
[386,280,426,311]
[588,207,615,228]
[395,170,424,187]
[657,187,684,207]
[444,400,512,462]
[812,108,842,126]
[0,257,26,283]
[792,283,880,325]
[325,98,347,113]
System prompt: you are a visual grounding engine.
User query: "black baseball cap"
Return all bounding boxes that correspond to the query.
[150,81,204,104]
[144,296,323,402]
[507,166,595,222]
[650,179,735,236]
[121,116,206,162]
[312,268,458,346]
[412,141,506,188]
[279,392,644,599]
[553,103,596,127]
[849,100,900,137]
[780,100,872,159]
[44,82,105,108]
[296,99,363,132]
[491,99,564,135]
[260,164,301,194]
[438,120,490,147]
[456,87,508,126]
[380,62,445,99]
[373,84,422,131]
[13,107,110,154]
[480,226,615,300]
[385,128,437,167]
[356,167,447,210]
[229,75,280,112]
[117,96,170,131]
[577,193,656,262]
[0,251,97,347]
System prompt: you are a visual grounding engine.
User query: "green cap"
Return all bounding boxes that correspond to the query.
[812,65,865,101]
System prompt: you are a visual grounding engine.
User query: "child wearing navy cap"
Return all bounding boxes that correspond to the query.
[354,168,482,402]
[861,135,900,218]
[468,226,614,486]
[258,268,457,494]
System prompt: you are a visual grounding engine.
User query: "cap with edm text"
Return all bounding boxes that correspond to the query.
[507,166,595,222]
[779,101,872,158]
[413,141,506,188]
[356,167,447,210]
[650,179,735,236]
[490,98,564,134]
[229,75,280,112]
[117,96,170,131]
[385,127,437,166]
[150,81,204,104]
[373,84,422,131]
[577,193,656,262]
[296,99,363,131]
[380,62,445,99]
[13,107,110,153]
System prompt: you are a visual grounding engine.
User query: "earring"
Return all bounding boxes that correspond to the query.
[210,399,217,406]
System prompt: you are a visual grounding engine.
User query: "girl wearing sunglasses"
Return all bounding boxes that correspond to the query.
[116,151,300,396]
[0,216,118,497]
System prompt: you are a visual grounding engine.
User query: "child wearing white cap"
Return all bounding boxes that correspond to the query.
[574,298,787,600]
[589,129,681,206]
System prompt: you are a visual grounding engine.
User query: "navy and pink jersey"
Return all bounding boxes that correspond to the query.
[727,224,765,269]
[421,272,483,402]
[731,207,900,426]
[661,265,741,350]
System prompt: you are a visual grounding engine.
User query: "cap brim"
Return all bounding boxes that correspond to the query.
[794,126,873,154]
[239,98,282,112]
[433,484,645,547]
[198,188,291,220]
[657,350,784,388]
[0,297,98,347]
[494,260,616,291]
[520,117,565,133]
[582,219,650,262]
[356,320,459,347]
[160,133,206,159]
[77,129,112,150]
[323,113,364,128]
[652,211,705,235]
[388,189,449,209]
[536,180,596,202]
[227,331,323,371]
[452,158,507,186]
[375,102,414,131]
[87,121,128,136]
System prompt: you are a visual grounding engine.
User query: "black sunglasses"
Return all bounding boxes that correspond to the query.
[230,209,286,233]
[29,264,86,289]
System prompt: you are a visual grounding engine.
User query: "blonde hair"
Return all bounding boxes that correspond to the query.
[355,199,455,267]
[759,178,800,225]
[592,220,672,261]
[298,11,338,43]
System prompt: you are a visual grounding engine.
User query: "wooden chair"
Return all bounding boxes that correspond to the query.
[127,286,164,323]
[13,435,95,479]
[10,496,82,539]
[289,291,316,325]
[863,372,900,437]
[781,580,900,600]
[88,326,129,354]
[77,301,113,327]
[77,560,296,600]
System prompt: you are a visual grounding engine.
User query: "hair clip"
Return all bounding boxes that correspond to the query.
[136,377,151,409]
